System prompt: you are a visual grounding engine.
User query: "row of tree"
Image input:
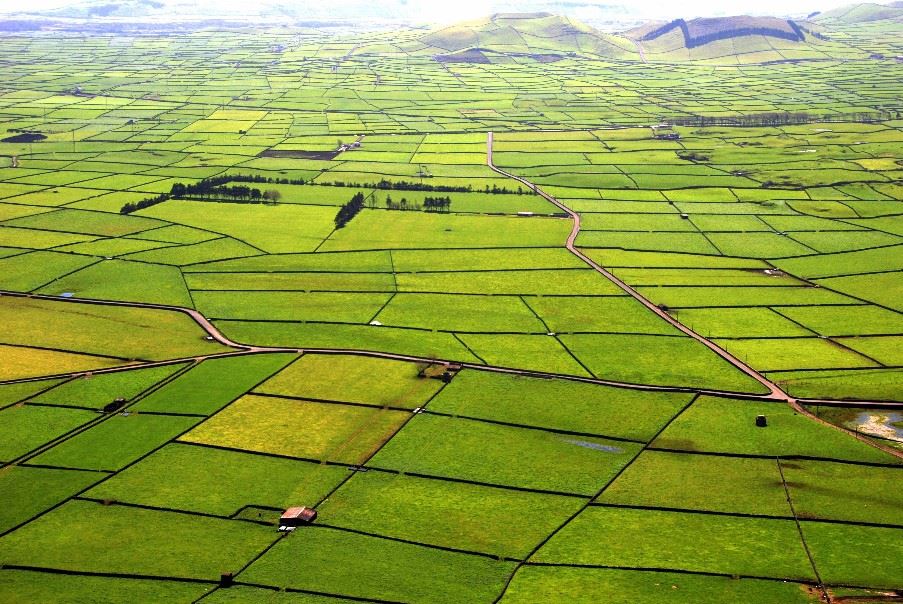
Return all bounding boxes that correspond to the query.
[335,192,366,228]
[382,195,453,212]
[670,110,899,128]
[325,179,525,195]
[121,175,286,214]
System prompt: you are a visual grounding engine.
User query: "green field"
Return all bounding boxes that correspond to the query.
[0,8,900,603]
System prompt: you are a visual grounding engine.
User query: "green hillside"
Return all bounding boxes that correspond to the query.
[626,15,865,63]
[414,13,639,61]
[812,2,903,24]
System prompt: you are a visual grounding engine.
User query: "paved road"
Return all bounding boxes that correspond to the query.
[485,132,903,460]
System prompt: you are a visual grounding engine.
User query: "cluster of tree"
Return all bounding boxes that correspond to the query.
[670,110,898,128]
[423,196,452,212]
[641,18,805,48]
[326,179,525,195]
[381,195,452,212]
[335,192,366,228]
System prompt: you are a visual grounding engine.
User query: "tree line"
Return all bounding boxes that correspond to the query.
[335,192,366,228]
[325,179,526,195]
[120,174,293,214]
[641,18,805,48]
[669,110,899,128]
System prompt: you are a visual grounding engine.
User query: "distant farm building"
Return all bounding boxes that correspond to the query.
[652,124,680,140]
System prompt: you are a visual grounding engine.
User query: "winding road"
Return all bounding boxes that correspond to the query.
[485,131,903,460]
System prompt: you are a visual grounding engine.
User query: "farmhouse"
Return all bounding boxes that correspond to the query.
[280,506,318,529]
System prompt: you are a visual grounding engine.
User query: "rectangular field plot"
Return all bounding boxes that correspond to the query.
[397,269,623,295]
[138,201,336,253]
[782,460,903,526]
[375,293,547,333]
[459,333,591,376]
[532,507,814,581]
[816,273,903,312]
[0,251,98,292]
[0,404,96,461]
[133,353,295,414]
[0,500,274,579]
[186,271,396,292]
[675,307,814,338]
[257,354,443,409]
[802,522,903,589]
[179,394,408,464]
[391,247,585,271]
[87,443,347,517]
[31,413,200,471]
[635,286,858,308]
[193,291,392,323]
[35,259,195,307]
[584,248,769,269]
[0,343,129,381]
[318,210,571,250]
[215,321,482,363]
[501,567,819,604]
[242,527,516,603]
[0,466,102,533]
[31,363,186,409]
[597,450,791,516]
[428,370,692,441]
[0,570,210,603]
[775,305,903,337]
[317,472,585,558]
[714,338,878,371]
[185,250,393,273]
[525,295,680,334]
[371,414,640,495]
[769,367,903,402]
[0,296,230,361]
[611,268,808,287]
[560,333,765,392]
[651,396,899,464]
[0,378,62,406]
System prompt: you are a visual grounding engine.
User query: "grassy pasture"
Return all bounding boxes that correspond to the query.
[31,413,200,471]
[0,570,210,603]
[0,500,274,579]
[500,567,819,604]
[317,472,585,558]
[371,414,640,495]
[598,450,791,516]
[133,354,295,414]
[180,394,408,464]
[87,443,347,517]
[0,296,229,360]
[652,396,898,464]
[243,527,516,603]
[257,354,443,409]
[533,507,815,580]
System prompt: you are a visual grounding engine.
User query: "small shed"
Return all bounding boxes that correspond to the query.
[280,506,317,528]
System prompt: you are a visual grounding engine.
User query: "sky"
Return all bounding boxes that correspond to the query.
[0,0,884,21]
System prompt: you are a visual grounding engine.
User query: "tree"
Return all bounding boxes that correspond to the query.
[263,189,282,203]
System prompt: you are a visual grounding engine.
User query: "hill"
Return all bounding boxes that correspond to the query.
[812,2,903,24]
[414,13,638,61]
[625,15,862,63]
